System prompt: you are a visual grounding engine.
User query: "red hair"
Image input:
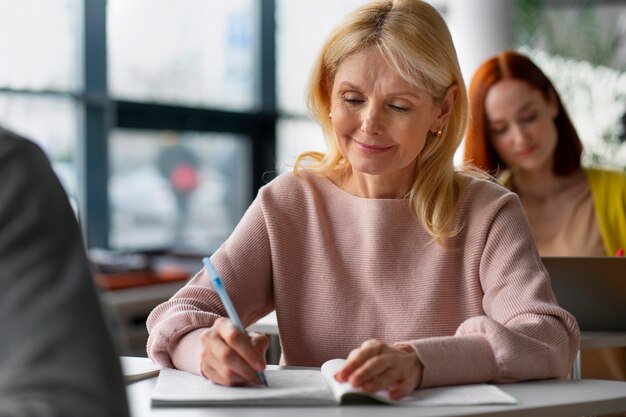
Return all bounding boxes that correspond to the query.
[464,51,582,176]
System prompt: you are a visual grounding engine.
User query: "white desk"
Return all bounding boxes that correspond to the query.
[248,311,279,335]
[126,370,626,417]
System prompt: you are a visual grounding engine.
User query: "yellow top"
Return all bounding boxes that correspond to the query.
[584,168,626,256]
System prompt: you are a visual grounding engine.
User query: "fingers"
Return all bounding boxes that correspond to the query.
[388,378,418,400]
[335,339,384,382]
[199,318,269,386]
[336,339,422,399]
[250,332,270,359]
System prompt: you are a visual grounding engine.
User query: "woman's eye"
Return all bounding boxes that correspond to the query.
[343,96,364,106]
[489,126,508,137]
[520,113,538,124]
[389,104,408,113]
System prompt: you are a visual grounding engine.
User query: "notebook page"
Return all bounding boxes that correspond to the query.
[152,367,336,406]
[320,358,392,403]
[398,384,518,406]
[320,358,517,406]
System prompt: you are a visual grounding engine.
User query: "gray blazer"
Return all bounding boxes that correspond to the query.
[0,128,129,417]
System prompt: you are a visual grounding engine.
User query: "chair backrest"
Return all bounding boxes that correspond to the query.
[542,257,626,331]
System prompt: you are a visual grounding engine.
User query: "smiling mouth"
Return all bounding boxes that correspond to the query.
[352,139,393,154]
[516,146,536,157]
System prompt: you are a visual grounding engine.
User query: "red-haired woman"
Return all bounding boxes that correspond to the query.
[464,50,626,381]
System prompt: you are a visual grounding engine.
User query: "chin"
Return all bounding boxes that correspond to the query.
[516,161,549,173]
[352,166,384,176]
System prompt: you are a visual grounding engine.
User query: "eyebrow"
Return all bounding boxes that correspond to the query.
[488,100,536,124]
[336,81,424,99]
[515,101,536,114]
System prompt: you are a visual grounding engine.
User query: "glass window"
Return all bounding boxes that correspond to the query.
[0,0,81,92]
[514,2,626,170]
[276,118,326,174]
[108,0,257,110]
[109,129,251,253]
[276,0,371,115]
[0,93,79,210]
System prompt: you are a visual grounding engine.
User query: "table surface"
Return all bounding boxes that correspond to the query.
[248,311,279,334]
[124,358,626,417]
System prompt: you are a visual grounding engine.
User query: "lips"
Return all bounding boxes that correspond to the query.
[352,139,393,155]
[516,145,537,157]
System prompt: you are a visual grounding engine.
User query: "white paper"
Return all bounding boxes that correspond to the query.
[120,356,161,382]
[152,367,335,406]
[321,358,517,406]
[152,362,517,406]
[398,384,518,406]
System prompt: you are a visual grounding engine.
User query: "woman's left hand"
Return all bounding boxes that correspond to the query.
[334,339,423,400]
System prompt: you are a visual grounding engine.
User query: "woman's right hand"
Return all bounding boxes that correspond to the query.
[199,317,269,386]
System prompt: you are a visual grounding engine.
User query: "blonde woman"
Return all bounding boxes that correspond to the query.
[147,0,579,399]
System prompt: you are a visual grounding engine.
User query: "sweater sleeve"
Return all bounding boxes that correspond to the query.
[410,193,580,388]
[146,192,275,371]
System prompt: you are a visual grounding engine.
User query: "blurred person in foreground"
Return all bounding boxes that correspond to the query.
[147,0,579,399]
[464,50,626,381]
[0,127,129,416]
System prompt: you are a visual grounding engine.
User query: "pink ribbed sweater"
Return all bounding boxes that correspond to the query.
[146,172,580,388]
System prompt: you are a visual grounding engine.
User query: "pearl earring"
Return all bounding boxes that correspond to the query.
[329,112,332,119]
[433,129,443,138]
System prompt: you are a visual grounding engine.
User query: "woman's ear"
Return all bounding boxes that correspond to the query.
[436,83,459,126]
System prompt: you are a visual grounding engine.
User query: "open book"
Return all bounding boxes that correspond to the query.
[151,359,517,407]
[120,356,161,383]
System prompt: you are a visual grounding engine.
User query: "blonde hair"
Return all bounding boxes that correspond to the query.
[294,0,469,244]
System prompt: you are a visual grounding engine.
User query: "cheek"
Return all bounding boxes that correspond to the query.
[544,120,559,146]
[529,118,558,151]
[331,111,358,136]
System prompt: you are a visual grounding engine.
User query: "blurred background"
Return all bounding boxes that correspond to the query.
[1,0,625,255]
[1,0,625,355]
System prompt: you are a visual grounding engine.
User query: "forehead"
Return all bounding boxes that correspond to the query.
[332,47,419,92]
[485,79,545,116]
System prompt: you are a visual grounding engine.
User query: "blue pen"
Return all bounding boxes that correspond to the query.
[202,257,268,387]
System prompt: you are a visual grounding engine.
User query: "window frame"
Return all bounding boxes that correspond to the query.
[82,0,276,248]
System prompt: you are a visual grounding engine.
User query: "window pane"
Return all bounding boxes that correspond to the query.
[0,93,79,209]
[276,118,327,174]
[276,0,372,114]
[0,0,80,91]
[108,0,257,110]
[109,129,251,253]
[277,1,448,115]
[520,49,626,170]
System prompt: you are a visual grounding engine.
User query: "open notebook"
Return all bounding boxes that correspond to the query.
[151,359,517,407]
[120,356,161,383]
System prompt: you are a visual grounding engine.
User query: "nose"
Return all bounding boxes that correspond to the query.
[510,123,529,146]
[361,106,384,136]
